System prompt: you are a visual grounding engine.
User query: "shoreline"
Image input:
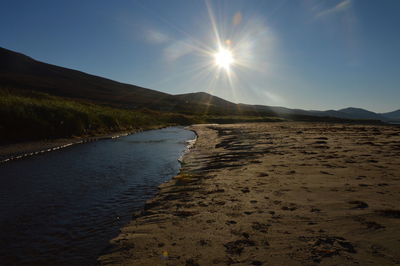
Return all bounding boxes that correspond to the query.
[0,125,170,164]
[178,126,198,163]
[98,122,400,265]
[2,122,396,165]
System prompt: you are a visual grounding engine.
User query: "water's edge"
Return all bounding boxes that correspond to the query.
[97,126,198,261]
[179,127,198,162]
[1,126,197,265]
[0,126,168,164]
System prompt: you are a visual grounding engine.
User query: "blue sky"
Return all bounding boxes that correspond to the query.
[1,0,399,112]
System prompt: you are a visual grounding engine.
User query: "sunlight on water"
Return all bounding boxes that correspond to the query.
[0,127,195,265]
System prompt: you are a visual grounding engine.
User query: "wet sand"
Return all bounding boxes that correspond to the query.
[99,122,400,265]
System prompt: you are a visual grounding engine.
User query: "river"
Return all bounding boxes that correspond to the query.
[0,127,195,265]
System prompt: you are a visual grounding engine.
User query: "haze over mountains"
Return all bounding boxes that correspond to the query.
[1,47,399,122]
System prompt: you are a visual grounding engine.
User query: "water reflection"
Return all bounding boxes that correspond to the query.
[0,127,195,265]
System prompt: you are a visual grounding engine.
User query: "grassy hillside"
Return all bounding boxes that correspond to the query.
[0,47,286,116]
[0,88,288,142]
[2,47,394,122]
[0,88,171,142]
[0,87,384,143]
[0,47,240,114]
[0,48,386,143]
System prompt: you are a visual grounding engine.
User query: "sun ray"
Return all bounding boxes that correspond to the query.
[205,0,222,50]
[143,0,278,109]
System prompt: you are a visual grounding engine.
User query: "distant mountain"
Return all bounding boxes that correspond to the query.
[175,92,236,108]
[381,110,400,121]
[0,47,397,122]
[314,107,400,122]
[337,107,385,120]
[306,107,386,121]
[173,92,241,114]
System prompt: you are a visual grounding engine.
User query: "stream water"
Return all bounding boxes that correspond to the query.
[0,127,195,265]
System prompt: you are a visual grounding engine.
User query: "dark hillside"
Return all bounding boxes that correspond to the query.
[1,47,393,123]
[0,47,176,109]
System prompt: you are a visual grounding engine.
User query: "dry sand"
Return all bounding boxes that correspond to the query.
[98,122,400,265]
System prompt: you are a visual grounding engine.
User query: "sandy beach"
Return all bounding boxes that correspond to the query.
[98,122,400,265]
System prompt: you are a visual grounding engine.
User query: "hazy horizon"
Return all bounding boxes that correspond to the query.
[1,0,399,113]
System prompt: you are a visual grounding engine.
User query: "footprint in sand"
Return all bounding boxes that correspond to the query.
[197,239,211,246]
[376,209,400,218]
[185,258,200,266]
[377,183,389,186]
[224,239,256,255]
[348,200,369,209]
[282,204,297,211]
[320,171,333,175]
[310,208,321,213]
[241,187,250,193]
[252,222,270,233]
[363,221,385,230]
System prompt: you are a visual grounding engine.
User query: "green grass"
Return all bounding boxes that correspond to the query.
[0,88,169,141]
[0,88,285,142]
[197,115,285,124]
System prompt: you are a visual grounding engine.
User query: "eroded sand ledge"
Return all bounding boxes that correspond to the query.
[98,122,400,265]
[0,129,149,164]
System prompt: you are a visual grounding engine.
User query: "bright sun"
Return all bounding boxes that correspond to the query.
[214,48,234,69]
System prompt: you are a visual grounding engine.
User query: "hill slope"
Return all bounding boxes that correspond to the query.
[1,47,397,121]
[337,107,385,120]
[381,110,400,121]
[0,47,176,109]
[0,47,243,115]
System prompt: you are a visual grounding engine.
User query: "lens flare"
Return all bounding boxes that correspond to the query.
[148,0,278,108]
[214,47,234,69]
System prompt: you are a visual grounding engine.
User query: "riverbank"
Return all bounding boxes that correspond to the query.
[0,126,195,265]
[0,126,165,163]
[98,122,400,265]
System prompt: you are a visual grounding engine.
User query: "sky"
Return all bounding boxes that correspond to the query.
[1,0,399,113]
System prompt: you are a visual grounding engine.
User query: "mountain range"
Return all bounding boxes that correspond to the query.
[1,47,399,123]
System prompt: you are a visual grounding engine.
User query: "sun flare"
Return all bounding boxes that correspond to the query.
[214,47,234,69]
